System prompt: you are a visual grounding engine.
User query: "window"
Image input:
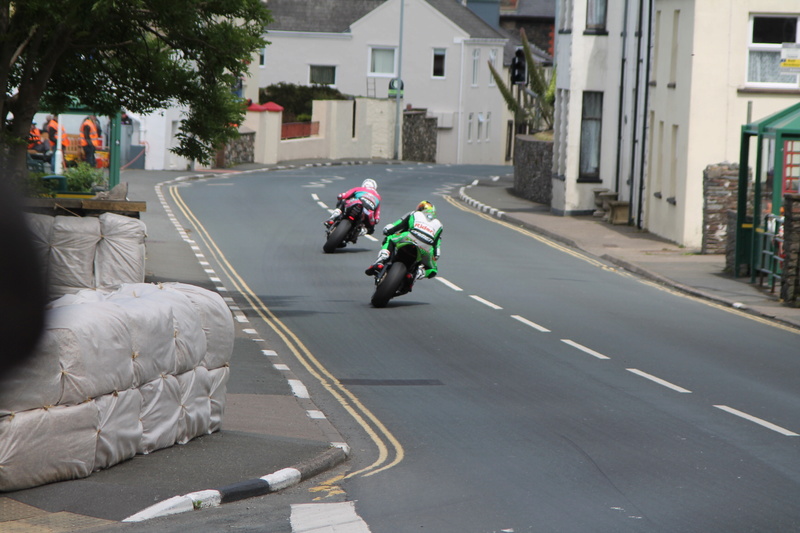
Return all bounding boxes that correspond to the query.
[559,0,573,33]
[485,112,491,141]
[433,48,446,78]
[488,49,498,86]
[259,47,266,68]
[472,49,480,86]
[477,113,484,141]
[586,0,607,33]
[579,91,603,180]
[747,15,800,87]
[310,65,336,85]
[370,47,396,76]
[467,112,474,142]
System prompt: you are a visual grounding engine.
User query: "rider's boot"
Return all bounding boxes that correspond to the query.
[365,249,390,276]
[323,209,342,228]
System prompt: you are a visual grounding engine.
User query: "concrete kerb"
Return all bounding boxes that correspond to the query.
[123,445,349,522]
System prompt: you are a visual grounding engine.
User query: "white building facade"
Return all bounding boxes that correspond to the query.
[555,0,800,248]
[244,0,512,165]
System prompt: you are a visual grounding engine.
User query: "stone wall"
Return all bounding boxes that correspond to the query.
[403,109,437,163]
[513,135,552,205]
[703,163,740,254]
[216,131,255,168]
[781,194,800,306]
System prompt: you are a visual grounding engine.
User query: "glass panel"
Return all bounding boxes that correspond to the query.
[586,0,607,30]
[579,92,603,178]
[748,50,798,83]
[371,49,395,74]
[753,16,797,44]
[310,66,335,85]
[433,49,446,77]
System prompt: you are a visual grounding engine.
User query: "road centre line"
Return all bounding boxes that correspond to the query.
[435,277,463,291]
[627,368,691,393]
[470,295,503,310]
[561,339,611,360]
[511,314,551,332]
[714,405,799,436]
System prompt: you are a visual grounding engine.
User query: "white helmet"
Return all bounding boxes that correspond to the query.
[362,179,377,190]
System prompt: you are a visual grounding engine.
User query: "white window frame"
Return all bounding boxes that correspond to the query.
[369,47,397,77]
[309,65,336,86]
[433,48,446,79]
[472,49,480,86]
[746,14,800,88]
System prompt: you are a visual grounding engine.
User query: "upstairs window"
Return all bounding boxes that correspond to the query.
[747,15,800,87]
[370,47,396,76]
[586,0,607,34]
[433,48,446,78]
[310,65,336,85]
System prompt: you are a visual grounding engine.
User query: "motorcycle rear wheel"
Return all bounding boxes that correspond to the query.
[371,262,406,308]
[323,219,352,253]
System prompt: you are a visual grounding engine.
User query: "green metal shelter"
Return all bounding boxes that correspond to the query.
[735,102,800,279]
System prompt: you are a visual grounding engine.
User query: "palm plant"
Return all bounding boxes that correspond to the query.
[489,29,555,132]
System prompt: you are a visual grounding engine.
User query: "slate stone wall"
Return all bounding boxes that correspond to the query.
[403,109,437,163]
[513,135,552,205]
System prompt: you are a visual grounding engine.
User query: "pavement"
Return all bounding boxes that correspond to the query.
[3,160,799,532]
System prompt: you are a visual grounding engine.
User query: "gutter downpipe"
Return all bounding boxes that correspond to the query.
[456,38,465,164]
[627,0,644,224]
[614,0,631,196]
[636,0,652,229]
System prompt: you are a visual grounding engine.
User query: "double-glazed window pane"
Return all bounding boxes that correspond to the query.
[433,49,446,78]
[748,16,799,85]
[586,0,607,31]
[310,65,335,85]
[371,48,395,75]
[579,92,603,179]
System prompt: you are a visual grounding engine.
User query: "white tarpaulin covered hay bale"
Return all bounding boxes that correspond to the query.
[26,212,146,300]
[0,283,233,491]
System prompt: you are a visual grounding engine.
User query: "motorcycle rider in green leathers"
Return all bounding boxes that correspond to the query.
[365,201,443,280]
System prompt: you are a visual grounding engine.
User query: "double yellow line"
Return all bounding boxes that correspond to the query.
[167,184,404,478]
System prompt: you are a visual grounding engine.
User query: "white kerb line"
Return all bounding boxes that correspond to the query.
[511,315,550,332]
[627,368,691,393]
[561,339,610,360]
[714,405,799,436]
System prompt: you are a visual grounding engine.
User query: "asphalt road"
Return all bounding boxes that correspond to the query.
[166,164,800,532]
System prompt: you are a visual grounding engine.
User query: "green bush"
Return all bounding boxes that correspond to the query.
[259,82,350,123]
[64,163,107,192]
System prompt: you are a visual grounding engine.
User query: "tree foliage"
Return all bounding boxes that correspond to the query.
[489,28,555,132]
[1,0,272,185]
[259,83,349,123]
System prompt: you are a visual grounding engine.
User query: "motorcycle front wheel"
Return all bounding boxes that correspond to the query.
[370,262,406,308]
[323,219,352,253]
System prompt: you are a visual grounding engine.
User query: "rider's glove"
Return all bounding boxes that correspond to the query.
[415,266,426,281]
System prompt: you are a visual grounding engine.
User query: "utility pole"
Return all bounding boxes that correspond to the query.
[393,0,405,160]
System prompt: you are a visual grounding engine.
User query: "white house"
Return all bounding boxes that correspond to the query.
[244,0,512,165]
[644,0,800,247]
[554,0,800,248]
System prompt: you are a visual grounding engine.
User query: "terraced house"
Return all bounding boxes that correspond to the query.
[244,0,512,165]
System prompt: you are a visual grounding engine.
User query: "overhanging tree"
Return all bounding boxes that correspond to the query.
[0,0,272,186]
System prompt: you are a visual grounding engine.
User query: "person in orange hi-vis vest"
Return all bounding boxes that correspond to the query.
[45,116,70,172]
[80,115,102,167]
